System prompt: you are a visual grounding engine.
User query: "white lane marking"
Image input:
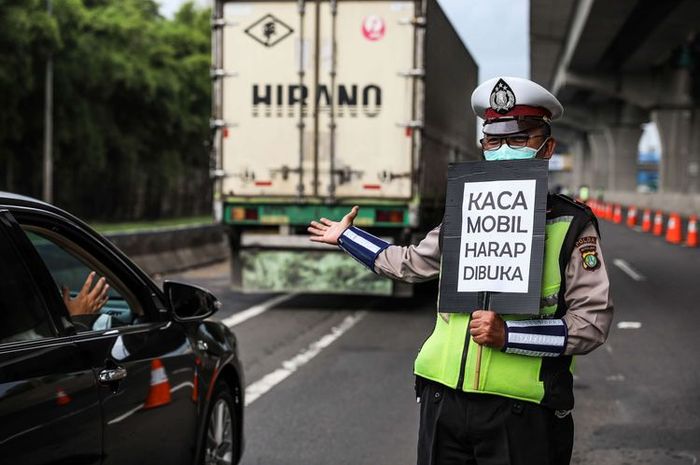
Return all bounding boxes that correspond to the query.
[605,374,625,382]
[617,321,642,329]
[244,311,367,407]
[221,293,296,328]
[613,258,645,282]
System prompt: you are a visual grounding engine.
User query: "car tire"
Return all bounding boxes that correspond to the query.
[201,380,237,465]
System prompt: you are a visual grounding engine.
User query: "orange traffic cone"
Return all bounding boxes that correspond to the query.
[607,203,614,221]
[613,205,623,224]
[144,359,172,409]
[665,213,682,244]
[641,209,652,232]
[56,388,71,406]
[653,211,664,236]
[626,206,637,227]
[686,216,698,248]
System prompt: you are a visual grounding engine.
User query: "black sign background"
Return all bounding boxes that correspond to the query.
[437,160,549,314]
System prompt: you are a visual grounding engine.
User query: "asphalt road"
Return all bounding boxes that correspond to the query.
[168,221,700,465]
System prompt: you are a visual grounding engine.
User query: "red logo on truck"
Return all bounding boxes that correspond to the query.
[361,16,385,41]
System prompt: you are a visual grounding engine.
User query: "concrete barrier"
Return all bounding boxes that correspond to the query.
[590,200,698,248]
[601,191,700,217]
[106,224,229,276]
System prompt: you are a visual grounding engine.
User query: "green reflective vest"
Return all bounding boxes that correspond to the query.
[415,194,595,410]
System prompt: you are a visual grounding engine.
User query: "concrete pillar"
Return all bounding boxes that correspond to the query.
[587,131,609,192]
[571,138,585,190]
[570,136,593,191]
[604,125,642,192]
[688,110,700,194]
[650,64,694,193]
[653,108,692,192]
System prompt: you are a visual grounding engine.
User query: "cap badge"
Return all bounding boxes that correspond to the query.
[489,79,516,114]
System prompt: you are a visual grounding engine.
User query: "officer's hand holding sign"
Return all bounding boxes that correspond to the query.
[468,310,506,347]
[308,76,613,465]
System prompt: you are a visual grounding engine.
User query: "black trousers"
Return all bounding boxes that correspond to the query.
[417,378,573,465]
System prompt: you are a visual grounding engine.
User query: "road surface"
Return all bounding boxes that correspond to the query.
[167,221,700,465]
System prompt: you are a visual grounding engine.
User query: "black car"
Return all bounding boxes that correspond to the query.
[0,192,244,465]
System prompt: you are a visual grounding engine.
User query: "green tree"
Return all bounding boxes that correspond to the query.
[0,0,60,194]
[0,0,212,220]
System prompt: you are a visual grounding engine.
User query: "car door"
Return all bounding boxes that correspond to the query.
[14,209,200,465]
[0,210,102,465]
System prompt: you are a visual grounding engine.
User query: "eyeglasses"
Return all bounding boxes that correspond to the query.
[480,133,548,151]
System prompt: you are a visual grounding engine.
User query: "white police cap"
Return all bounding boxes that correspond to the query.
[471,76,563,135]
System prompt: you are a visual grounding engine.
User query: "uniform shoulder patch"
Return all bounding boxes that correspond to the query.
[575,236,597,248]
[577,236,600,271]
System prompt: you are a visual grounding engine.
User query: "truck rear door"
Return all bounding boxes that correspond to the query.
[317,0,415,200]
[222,0,415,200]
[222,1,315,197]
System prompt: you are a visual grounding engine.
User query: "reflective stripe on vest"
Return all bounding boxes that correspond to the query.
[414,215,574,404]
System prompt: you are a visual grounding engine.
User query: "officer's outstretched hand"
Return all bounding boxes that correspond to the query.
[307,206,359,246]
[469,310,506,349]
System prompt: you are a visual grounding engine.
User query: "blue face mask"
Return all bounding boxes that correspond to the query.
[484,137,550,161]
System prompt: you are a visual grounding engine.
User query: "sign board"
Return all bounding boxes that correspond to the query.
[438,160,548,314]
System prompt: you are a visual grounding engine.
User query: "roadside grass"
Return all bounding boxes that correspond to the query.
[91,215,214,234]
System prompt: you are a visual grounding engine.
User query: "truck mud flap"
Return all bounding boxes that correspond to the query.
[239,248,392,295]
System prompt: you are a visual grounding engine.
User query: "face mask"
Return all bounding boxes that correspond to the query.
[484,137,550,161]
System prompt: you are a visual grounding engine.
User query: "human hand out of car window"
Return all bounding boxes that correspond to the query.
[62,271,110,316]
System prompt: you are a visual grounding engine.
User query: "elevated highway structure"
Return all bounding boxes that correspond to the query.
[531,0,700,214]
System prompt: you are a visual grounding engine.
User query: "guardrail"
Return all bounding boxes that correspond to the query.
[105,224,229,276]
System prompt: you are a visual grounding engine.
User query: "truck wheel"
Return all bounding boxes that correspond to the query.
[202,381,237,465]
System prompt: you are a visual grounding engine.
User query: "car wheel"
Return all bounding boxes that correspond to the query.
[202,381,236,465]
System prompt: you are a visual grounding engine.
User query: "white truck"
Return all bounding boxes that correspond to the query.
[211,0,479,295]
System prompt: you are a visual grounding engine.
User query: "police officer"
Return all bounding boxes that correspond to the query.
[307,76,613,465]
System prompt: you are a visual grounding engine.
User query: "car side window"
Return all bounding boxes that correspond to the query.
[0,227,55,344]
[22,228,147,333]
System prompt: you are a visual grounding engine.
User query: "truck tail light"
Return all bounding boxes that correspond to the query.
[376,209,404,224]
[231,207,259,221]
[231,207,245,221]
